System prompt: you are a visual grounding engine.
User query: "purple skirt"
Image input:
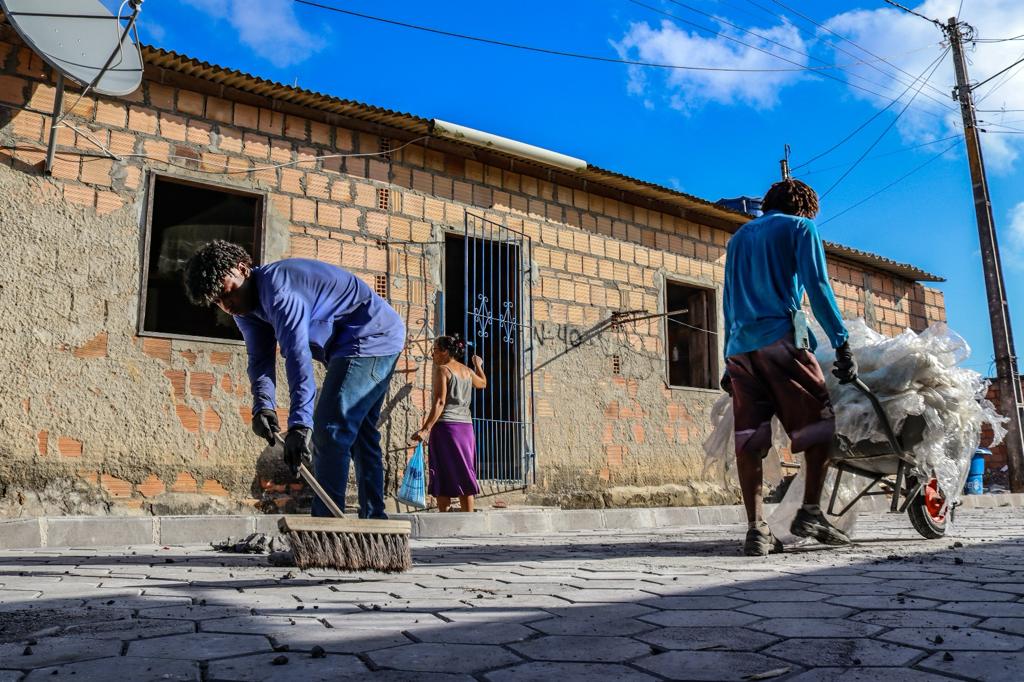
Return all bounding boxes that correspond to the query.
[428,422,480,497]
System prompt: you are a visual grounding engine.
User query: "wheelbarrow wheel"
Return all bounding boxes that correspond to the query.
[907,477,948,539]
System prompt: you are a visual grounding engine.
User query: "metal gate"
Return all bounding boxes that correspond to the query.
[444,213,536,492]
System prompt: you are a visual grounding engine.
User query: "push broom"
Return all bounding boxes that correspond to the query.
[276,439,412,572]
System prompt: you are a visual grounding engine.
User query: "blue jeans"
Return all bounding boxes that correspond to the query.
[311,354,398,519]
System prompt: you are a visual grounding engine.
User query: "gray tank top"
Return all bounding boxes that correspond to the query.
[439,368,473,423]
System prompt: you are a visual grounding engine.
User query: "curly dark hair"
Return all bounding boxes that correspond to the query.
[762,179,819,219]
[183,240,252,306]
[435,334,467,361]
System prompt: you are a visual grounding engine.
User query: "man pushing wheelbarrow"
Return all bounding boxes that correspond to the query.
[721,178,858,556]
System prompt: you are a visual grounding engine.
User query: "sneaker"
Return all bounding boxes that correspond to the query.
[790,507,852,546]
[743,526,784,556]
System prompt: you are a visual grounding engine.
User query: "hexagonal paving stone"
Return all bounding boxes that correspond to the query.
[908,585,1017,602]
[939,601,1024,618]
[414,621,536,644]
[484,661,659,681]
[637,609,762,628]
[0,636,121,668]
[643,595,750,610]
[785,667,949,681]
[528,616,655,637]
[559,589,658,604]
[634,651,795,681]
[762,638,922,667]
[637,626,779,651]
[201,616,411,653]
[23,656,198,681]
[0,672,22,682]
[731,590,827,602]
[437,608,551,624]
[510,635,653,662]
[739,602,854,618]
[366,643,522,673]
[849,609,979,629]
[980,617,1024,635]
[918,651,1024,682]
[137,604,254,621]
[60,618,193,640]
[878,627,1024,651]
[205,652,367,681]
[748,618,884,638]
[826,596,941,610]
[126,632,271,661]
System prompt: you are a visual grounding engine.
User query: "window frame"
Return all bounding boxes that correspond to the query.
[662,276,721,392]
[137,171,267,346]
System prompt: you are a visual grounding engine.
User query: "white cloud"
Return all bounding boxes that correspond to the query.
[824,0,1024,171]
[613,18,810,112]
[1008,202,1024,264]
[182,0,324,68]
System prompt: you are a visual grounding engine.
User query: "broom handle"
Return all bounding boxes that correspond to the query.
[298,463,345,519]
[274,433,345,518]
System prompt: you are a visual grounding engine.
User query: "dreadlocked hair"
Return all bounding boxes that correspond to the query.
[183,240,252,306]
[435,334,467,361]
[762,179,819,219]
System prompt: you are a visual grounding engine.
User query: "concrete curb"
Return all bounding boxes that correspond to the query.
[1,493,1021,550]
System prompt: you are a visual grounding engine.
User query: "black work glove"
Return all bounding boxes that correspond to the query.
[282,427,312,478]
[252,408,280,446]
[833,342,858,385]
[720,371,733,396]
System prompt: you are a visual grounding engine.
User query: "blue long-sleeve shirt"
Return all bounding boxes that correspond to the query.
[723,210,848,358]
[233,259,405,428]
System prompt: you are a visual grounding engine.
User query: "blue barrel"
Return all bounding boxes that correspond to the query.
[964,448,990,495]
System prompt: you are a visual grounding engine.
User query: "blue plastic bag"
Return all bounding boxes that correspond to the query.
[395,443,426,509]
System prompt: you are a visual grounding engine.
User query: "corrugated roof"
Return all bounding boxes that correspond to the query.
[140,45,943,283]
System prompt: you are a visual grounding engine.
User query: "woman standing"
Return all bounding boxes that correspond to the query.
[412,336,487,512]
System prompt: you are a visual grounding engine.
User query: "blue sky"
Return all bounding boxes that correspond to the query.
[119,0,1024,374]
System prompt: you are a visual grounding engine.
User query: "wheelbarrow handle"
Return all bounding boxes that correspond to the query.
[849,378,911,463]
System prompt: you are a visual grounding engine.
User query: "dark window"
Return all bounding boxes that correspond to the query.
[665,280,716,389]
[141,175,263,342]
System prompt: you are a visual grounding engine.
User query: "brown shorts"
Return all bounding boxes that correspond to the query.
[727,335,835,458]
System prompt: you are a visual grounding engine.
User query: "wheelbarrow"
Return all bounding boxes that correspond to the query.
[825,379,951,539]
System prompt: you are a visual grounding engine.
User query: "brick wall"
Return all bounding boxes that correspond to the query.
[0,23,948,514]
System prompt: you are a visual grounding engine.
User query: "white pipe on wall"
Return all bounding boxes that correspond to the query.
[430,119,588,173]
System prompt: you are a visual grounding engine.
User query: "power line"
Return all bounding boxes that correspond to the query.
[658,0,952,110]
[795,134,963,177]
[764,0,953,104]
[290,0,848,74]
[820,47,951,198]
[973,54,1024,91]
[881,0,945,29]
[819,138,959,226]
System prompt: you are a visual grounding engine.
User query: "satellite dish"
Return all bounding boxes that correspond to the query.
[0,0,143,96]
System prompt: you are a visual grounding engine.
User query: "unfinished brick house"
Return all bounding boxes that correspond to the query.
[0,15,948,516]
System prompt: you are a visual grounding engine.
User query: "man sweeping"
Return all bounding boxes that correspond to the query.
[184,241,405,519]
[721,179,858,556]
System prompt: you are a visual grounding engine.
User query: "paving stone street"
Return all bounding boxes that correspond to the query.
[2,508,1024,681]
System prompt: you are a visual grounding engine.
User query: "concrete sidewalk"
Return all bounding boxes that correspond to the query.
[1,493,1023,550]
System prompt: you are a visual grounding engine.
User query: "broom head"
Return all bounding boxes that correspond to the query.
[278,516,412,573]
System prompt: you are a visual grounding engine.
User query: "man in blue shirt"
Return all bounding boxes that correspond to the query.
[185,241,405,519]
[722,179,858,555]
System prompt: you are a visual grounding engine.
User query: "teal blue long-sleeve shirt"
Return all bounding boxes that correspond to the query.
[723,210,848,358]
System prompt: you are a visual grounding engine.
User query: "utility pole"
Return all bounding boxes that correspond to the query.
[946,17,1024,492]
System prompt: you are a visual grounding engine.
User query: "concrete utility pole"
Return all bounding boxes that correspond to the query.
[946,17,1024,492]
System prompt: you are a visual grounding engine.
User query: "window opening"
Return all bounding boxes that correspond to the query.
[141,175,263,341]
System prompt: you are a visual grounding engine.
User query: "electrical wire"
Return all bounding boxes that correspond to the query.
[631,0,953,110]
[764,0,953,103]
[819,138,960,226]
[972,54,1024,92]
[795,134,963,177]
[820,47,950,198]
[881,0,945,29]
[658,0,950,108]
[290,0,851,74]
